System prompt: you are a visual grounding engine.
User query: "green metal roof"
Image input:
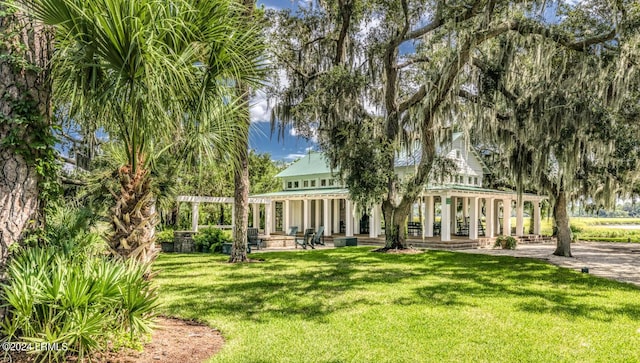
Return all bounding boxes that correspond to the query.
[275,152,333,178]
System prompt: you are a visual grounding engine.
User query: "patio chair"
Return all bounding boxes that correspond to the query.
[309,226,325,248]
[296,226,325,249]
[287,226,298,236]
[295,228,314,249]
[247,227,262,250]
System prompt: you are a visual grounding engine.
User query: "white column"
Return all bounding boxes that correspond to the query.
[353,203,360,235]
[533,201,542,235]
[469,197,479,240]
[425,196,434,237]
[441,194,451,241]
[450,197,456,234]
[516,198,524,236]
[191,202,200,232]
[264,203,272,236]
[376,205,383,236]
[345,200,354,237]
[283,200,290,233]
[252,204,259,229]
[323,198,331,236]
[333,199,340,233]
[314,200,321,229]
[462,197,469,220]
[502,199,512,236]
[369,207,377,238]
[303,199,311,231]
[485,198,494,238]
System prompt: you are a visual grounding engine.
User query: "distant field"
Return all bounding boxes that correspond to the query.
[570,217,640,242]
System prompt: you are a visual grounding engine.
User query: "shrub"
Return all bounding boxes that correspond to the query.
[494,235,517,250]
[156,229,175,244]
[0,246,157,362]
[193,228,231,253]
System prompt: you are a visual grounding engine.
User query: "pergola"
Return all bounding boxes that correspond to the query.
[176,195,272,235]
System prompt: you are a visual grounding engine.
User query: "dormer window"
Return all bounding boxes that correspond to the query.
[328,179,335,186]
[474,177,478,185]
[303,180,309,187]
[468,177,472,184]
[456,150,461,159]
[311,180,316,187]
[287,181,292,189]
[294,181,299,188]
[321,179,326,187]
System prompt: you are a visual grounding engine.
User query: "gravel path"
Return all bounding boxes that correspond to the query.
[459,242,640,287]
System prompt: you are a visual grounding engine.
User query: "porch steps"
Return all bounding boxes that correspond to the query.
[356,237,478,250]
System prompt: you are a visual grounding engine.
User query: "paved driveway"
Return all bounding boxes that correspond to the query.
[460,242,640,287]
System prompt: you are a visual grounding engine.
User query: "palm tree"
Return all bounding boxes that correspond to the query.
[24,0,264,262]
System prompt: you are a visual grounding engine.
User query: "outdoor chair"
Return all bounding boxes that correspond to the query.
[433,222,441,236]
[247,227,262,250]
[296,226,325,249]
[310,226,325,247]
[287,226,298,236]
[295,228,314,249]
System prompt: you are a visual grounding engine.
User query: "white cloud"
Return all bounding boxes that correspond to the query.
[284,153,306,160]
[250,90,271,122]
[305,146,315,152]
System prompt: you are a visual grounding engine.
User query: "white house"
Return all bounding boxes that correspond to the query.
[249,133,546,242]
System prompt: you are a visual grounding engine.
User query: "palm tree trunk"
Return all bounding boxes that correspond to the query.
[230,135,250,262]
[0,8,51,267]
[108,166,159,263]
[229,0,255,263]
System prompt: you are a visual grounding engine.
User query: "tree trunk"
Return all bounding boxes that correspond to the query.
[0,7,52,267]
[108,166,159,263]
[381,200,411,249]
[230,134,250,263]
[229,0,255,263]
[553,190,572,257]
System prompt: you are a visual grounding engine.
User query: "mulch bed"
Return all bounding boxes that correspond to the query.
[5,317,224,363]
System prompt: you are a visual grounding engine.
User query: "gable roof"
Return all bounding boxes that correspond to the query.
[275,152,333,178]
[276,136,492,178]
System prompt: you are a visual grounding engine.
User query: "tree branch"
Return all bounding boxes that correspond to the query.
[403,0,483,41]
[396,56,431,69]
[398,85,427,113]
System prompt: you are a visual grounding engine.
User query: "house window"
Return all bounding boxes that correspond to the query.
[456,150,461,159]
[474,177,478,185]
[468,177,472,184]
[321,179,326,187]
[311,180,316,187]
[328,179,335,186]
[287,181,292,189]
[303,180,309,187]
[294,181,299,188]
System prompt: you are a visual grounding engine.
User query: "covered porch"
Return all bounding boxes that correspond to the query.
[254,185,546,243]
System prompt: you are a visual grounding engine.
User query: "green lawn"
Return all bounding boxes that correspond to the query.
[154,248,640,362]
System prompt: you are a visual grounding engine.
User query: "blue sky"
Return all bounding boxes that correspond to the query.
[248,0,313,161]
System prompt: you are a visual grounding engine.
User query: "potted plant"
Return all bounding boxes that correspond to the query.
[494,235,517,250]
[158,229,175,252]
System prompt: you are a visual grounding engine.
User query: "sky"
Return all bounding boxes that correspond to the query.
[248,0,315,161]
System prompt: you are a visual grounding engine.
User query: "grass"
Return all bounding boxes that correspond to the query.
[153,248,640,362]
[571,218,640,242]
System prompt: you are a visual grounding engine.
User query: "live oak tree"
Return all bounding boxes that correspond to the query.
[465,1,639,256]
[24,0,264,262]
[268,0,628,249]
